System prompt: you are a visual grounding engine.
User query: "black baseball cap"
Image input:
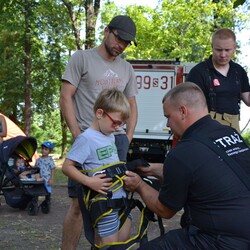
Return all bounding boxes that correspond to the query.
[108,15,137,46]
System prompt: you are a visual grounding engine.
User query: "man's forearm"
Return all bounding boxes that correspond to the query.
[60,83,81,139]
[136,181,160,212]
[61,103,81,139]
[126,97,138,142]
[241,92,250,106]
[136,181,176,219]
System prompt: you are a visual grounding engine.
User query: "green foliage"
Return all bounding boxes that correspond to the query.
[0,0,249,155]
[242,129,250,147]
[30,109,73,154]
[0,0,74,120]
[54,166,68,186]
[103,0,242,62]
[0,2,26,118]
[30,111,61,144]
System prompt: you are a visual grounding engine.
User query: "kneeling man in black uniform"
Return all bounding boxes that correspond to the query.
[124,82,250,250]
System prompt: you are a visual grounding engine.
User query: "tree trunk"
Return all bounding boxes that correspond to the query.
[62,0,82,50]
[85,0,100,49]
[24,0,32,136]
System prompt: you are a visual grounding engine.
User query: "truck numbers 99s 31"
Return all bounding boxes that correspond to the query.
[136,74,175,90]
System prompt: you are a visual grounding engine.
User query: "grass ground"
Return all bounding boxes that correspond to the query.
[0,158,182,249]
[53,158,67,186]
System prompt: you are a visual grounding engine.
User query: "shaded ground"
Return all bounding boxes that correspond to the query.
[0,185,182,250]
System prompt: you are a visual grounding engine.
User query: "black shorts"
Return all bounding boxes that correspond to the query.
[68,134,129,198]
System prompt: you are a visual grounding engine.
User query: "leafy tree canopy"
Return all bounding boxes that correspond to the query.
[0,0,249,153]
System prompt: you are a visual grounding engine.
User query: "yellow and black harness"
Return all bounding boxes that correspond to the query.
[77,161,159,250]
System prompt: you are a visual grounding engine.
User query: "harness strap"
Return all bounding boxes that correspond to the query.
[205,60,216,112]
[80,161,126,176]
[105,202,149,250]
[97,200,149,250]
[89,197,130,227]
[78,185,150,250]
[142,177,165,235]
[77,186,95,246]
[77,161,163,249]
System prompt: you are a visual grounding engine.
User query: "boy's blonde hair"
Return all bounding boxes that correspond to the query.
[93,88,130,121]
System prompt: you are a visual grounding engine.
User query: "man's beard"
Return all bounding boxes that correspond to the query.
[104,42,119,57]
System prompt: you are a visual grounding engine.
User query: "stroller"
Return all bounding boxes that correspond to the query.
[0,135,49,215]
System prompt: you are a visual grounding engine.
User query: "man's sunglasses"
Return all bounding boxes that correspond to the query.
[110,29,131,47]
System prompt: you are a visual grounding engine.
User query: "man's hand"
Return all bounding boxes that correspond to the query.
[124,171,143,192]
[136,163,164,182]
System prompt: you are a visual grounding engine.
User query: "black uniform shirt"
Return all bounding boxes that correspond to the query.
[159,115,250,240]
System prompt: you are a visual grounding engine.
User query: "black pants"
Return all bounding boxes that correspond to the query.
[138,226,250,250]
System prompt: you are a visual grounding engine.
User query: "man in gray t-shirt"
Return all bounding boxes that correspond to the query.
[60,15,138,250]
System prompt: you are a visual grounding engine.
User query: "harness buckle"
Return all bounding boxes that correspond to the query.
[106,190,113,199]
[105,163,127,179]
[93,170,106,176]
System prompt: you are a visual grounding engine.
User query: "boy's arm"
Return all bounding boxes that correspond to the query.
[62,158,113,195]
[48,168,55,185]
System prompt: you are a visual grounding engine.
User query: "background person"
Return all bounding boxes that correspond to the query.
[124,82,250,249]
[62,88,131,247]
[14,155,26,173]
[187,28,250,132]
[35,141,56,210]
[0,114,7,143]
[60,15,138,250]
[14,155,41,181]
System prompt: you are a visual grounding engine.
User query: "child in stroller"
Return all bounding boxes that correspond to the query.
[0,136,50,215]
[14,155,42,181]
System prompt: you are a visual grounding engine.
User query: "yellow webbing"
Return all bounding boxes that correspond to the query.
[79,161,126,174]
[94,207,149,249]
[81,162,127,226]
[79,161,149,249]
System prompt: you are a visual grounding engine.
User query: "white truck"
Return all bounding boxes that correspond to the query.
[127,59,196,163]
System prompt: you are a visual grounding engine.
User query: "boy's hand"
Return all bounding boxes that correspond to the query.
[87,174,112,195]
[48,178,54,186]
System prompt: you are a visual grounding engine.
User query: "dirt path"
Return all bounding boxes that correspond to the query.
[0,185,181,250]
